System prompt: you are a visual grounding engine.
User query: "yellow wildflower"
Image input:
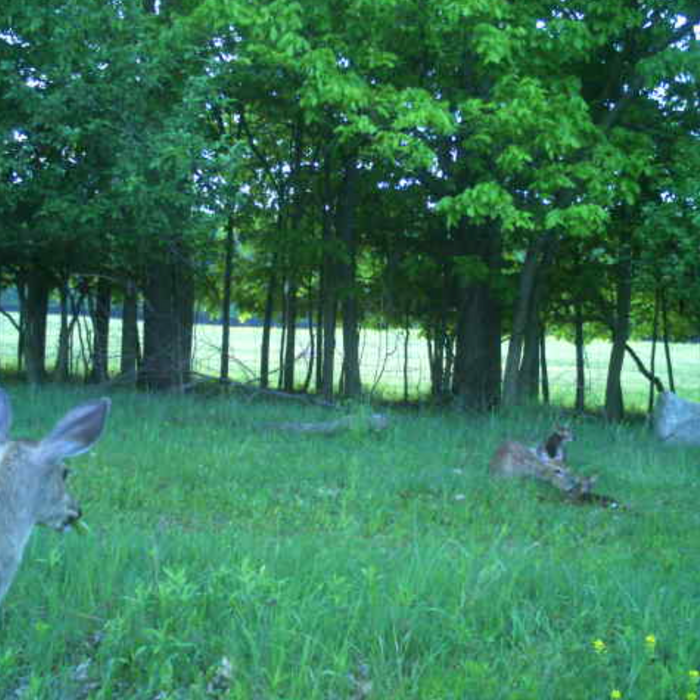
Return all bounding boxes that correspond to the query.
[645,634,656,648]
[690,670,700,682]
[610,690,622,699]
[593,639,607,654]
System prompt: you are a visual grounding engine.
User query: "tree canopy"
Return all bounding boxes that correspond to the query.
[1,0,699,417]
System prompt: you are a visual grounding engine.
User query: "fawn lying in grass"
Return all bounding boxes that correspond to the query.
[490,429,595,498]
[0,389,110,604]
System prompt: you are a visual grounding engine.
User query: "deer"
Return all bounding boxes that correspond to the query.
[0,388,110,605]
[534,425,575,463]
[489,438,595,497]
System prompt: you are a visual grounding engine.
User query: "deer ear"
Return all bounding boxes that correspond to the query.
[0,388,12,443]
[38,398,111,462]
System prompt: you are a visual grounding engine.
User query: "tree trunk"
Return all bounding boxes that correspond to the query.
[277,284,287,390]
[574,301,586,412]
[314,281,324,394]
[402,320,411,403]
[452,224,502,409]
[260,266,276,389]
[518,254,555,405]
[23,266,50,385]
[303,299,315,393]
[89,277,111,383]
[320,262,337,401]
[337,159,361,399]
[120,280,140,381]
[426,332,439,398]
[70,281,89,376]
[16,277,26,372]
[55,278,71,382]
[319,149,338,402]
[139,246,194,391]
[428,272,450,399]
[502,233,550,407]
[518,317,540,401]
[341,310,361,399]
[54,278,88,381]
[539,327,550,405]
[281,117,305,394]
[647,287,660,415]
[220,217,235,383]
[604,233,633,422]
[176,261,194,385]
[660,288,675,393]
[452,285,501,409]
[282,280,298,392]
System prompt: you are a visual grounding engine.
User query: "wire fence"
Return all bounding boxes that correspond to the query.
[0,311,430,397]
[0,310,696,405]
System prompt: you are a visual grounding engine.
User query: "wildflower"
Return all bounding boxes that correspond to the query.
[645,634,656,649]
[592,639,607,654]
[690,670,700,682]
[610,690,622,699]
[686,693,698,700]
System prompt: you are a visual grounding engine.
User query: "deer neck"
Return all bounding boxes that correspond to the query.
[0,443,38,576]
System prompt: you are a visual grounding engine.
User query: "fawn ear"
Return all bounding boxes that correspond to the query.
[38,398,111,462]
[0,389,12,443]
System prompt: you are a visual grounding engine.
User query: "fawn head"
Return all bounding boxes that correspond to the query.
[543,459,581,493]
[566,473,598,500]
[554,425,575,443]
[539,425,575,461]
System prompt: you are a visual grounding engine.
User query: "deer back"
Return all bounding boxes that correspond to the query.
[489,439,581,494]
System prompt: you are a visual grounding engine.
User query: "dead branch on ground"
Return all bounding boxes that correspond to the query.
[259,413,389,436]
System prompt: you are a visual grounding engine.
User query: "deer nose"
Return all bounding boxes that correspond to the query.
[67,507,82,524]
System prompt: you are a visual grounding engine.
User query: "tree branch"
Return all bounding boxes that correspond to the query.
[624,343,665,393]
[0,306,20,332]
[600,13,700,130]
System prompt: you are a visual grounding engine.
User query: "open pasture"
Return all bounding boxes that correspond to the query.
[1,311,699,407]
[1,384,700,698]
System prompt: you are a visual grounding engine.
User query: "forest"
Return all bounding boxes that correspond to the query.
[2,0,699,420]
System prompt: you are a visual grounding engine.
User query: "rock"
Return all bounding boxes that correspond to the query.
[653,391,700,445]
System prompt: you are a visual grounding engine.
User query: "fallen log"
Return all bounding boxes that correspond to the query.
[260,413,389,436]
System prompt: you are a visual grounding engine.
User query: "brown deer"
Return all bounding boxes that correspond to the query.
[489,438,595,496]
[0,389,110,604]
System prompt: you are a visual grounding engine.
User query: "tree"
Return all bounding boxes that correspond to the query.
[1,0,239,387]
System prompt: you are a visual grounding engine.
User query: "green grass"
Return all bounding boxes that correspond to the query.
[1,385,700,698]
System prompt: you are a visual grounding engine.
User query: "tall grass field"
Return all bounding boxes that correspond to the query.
[1,377,700,699]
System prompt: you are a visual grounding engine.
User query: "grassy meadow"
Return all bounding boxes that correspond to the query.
[1,379,700,698]
[2,310,700,408]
